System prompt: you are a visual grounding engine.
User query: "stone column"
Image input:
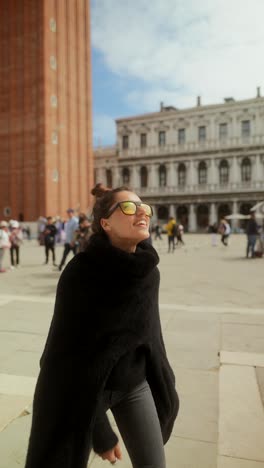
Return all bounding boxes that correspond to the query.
[131,166,139,189]
[113,166,120,187]
[152,164,159,188]
[152,205,158,220]
[210,159,218,187]
[253,154,262,185]
[169,204,175,217]
[174,162,179,189]
[97,167,105,185]
[209,202,217,224]
[189,204,197,232]
[231,156,239,185]
[188,160,195,188]
[167,161,175,187]
[231,200,239,231]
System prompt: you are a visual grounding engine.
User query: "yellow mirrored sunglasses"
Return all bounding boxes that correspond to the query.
[107,200,153,218]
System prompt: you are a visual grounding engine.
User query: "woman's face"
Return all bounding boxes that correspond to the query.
[101,191,151,252]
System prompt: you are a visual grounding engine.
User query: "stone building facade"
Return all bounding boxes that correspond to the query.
[94,92,264,231]
[0,0,93,221]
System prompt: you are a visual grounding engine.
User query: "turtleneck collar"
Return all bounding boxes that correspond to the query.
[86,233,159,279]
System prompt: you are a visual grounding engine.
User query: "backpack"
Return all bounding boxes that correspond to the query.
[171,224,177,236]
[45,234,55,246]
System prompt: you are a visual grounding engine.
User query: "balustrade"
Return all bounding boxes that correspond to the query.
[118,135,264,158]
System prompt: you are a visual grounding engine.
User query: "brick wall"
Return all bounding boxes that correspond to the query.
[0,0,93,221]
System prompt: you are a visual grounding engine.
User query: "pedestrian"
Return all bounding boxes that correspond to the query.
[58,208,78,271]
[54,216,63,244]
[75,216,91,253]
[246,212,259,258]
[208,222,218,246]
[166,216,177,252]
[43,217,57,265]
[219,218,231,246]
[37,217,47,246]
[0,221,11,272]
[24,184,179,468]
[154,221,163,240]
[9,220,23,268]
[176,223,185,245]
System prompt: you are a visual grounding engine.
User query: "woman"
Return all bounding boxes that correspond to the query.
[25,184,179,468]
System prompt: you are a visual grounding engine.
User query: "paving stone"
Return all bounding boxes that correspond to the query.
[167,348,219,371]
[165,310,219,329]
[220,351,264,368]
[164,326,220,353]
[0,300,52,334]
[0,350,41,377]
[0,374,36,397]
[161,304,264,315]
[0,333,44,373]
[0,394,32,432]
[0,411,31,467]
[172,368,218,443]
[221,323,264,354]
[159,309,175,330]
[219,364,264,462]
[218,456,264,468]
[221,313,264,326]
[0,237,263,468]
[256,367,264,408]
[166,436,216,468]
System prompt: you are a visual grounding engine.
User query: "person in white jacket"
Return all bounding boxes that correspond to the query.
[0,221,11,272]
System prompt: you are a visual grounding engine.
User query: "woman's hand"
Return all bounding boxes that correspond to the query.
[99,442,122,463]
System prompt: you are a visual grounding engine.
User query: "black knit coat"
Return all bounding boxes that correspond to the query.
[25,234,179,468]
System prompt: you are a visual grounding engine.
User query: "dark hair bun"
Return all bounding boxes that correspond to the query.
[91,183,111,198]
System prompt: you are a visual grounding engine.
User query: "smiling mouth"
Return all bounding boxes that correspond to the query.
[135,222,148,227]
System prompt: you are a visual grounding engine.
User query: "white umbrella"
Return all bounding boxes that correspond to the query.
[225,214,248,220]
[250,201,264,212]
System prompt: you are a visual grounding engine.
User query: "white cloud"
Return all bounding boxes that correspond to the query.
[93,114,116,146]
[92,0,264,109]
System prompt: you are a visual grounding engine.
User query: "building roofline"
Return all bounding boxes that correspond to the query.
[115,95,264,124]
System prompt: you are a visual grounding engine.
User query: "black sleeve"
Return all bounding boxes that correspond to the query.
[92,401,118,454]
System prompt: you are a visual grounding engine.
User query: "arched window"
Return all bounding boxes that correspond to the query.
[241,157,251,182]
[122,167,130,185]
[176,205,188,228]
[140,166,148,188]
[197,204,209,229]
[159,165,167,187]
[240,203,253,230]
[178,163,186,187]
[218,204,231,220]
[198,161,207,185]
[219,159,229,185]
[106,169,112,188]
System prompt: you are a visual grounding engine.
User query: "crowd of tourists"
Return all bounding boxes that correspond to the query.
[0,210,92,273]
[0,207,263,273]
[152,218,185,253]
[208,212,262,257]
[0,219,23,272]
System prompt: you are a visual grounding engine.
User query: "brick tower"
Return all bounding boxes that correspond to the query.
[0,0,93,221]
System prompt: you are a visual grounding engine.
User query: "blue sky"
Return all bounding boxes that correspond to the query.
[91,0,264,146]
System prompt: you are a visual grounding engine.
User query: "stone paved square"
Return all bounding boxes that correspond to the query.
[0,234,263,467]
